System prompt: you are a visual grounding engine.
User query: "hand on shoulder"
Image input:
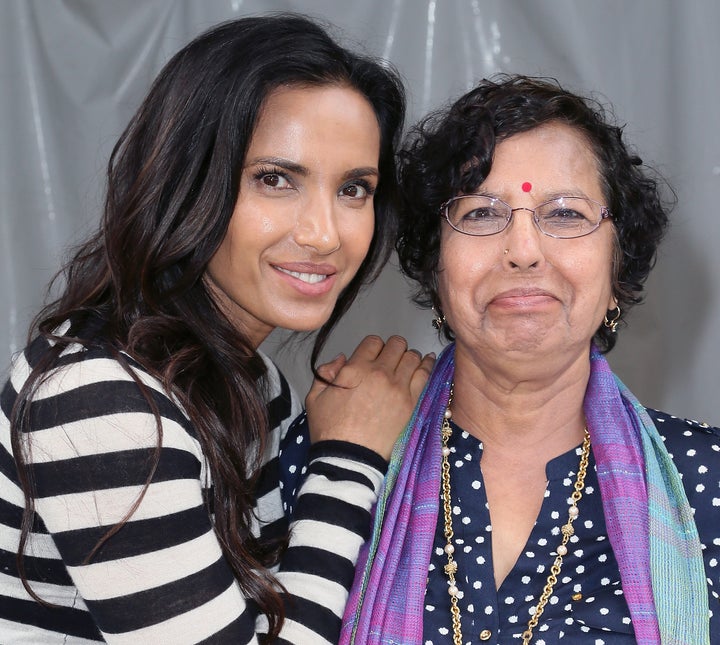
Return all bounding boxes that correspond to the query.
[305,335,435,459]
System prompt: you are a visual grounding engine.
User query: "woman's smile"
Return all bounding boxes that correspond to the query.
[272,261,338,294]
[488,287,558,311]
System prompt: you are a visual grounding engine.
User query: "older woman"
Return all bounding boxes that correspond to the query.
[332,76,719,644]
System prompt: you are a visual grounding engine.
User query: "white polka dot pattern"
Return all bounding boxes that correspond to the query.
[422,410,720,643]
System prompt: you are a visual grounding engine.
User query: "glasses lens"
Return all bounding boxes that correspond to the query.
[445,196,509,236]
[536,197,603,238]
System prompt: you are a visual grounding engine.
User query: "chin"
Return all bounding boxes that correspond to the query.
[279,312,335,334]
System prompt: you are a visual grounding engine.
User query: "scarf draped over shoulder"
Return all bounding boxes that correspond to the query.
[340,344,709,645]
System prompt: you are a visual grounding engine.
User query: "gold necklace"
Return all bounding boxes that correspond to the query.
[440,387,591,645]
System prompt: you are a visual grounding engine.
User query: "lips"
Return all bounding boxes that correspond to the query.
[271,262,337,294]
[493,287,555,300]
[490,287,557,309]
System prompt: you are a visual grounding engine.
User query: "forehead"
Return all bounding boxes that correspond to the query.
[248,84,380,155]
[484,122,603,200]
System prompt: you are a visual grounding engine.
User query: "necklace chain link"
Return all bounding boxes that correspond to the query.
[440,386,591,645]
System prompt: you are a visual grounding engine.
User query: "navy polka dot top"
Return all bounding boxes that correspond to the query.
[422,409,720,644]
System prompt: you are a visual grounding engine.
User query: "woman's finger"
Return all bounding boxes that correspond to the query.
[370,335,410,371]
[410,352,436,399]
[345,335,386,363]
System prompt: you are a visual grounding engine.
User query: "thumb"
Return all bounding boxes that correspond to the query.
[317,352,347,382]
[307,353,347,402]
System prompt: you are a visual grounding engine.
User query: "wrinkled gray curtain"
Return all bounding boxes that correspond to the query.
[1,0,718,423]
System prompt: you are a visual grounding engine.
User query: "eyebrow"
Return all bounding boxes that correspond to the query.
[474,188,594,202]
[247,157,308,175]
[246,157,379,181]
[541,189,594,201]
[342,167,379,181]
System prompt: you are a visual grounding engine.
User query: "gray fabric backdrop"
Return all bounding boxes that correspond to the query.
[1,0,718,423]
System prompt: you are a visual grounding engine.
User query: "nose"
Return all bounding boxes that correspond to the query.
[294,193,341,254]
[503,208,545,270]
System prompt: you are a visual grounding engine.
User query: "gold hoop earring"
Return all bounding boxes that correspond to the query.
[431,306,446,330]
[603,305,621,333]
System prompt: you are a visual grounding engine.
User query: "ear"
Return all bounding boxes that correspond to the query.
[607,294,618,311]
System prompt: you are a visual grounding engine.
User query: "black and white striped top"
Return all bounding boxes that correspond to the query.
[0,331,385,644]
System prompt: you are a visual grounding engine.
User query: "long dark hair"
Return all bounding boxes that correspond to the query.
[397,74,670,352]
[11,13,405,637]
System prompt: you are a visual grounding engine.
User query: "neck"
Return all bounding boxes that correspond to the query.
[450,344,590,460]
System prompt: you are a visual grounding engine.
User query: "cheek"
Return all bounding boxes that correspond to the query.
[593,240,616,294]
[436,241,454,299]
[561,244,614,310]
[207,210,271,285]
[438,233,463,277]
[344,214,376,262]
[208,230,235,274]
[437,238,478,305]
[440,235,494,280]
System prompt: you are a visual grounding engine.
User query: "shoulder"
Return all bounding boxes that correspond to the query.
[36,339,184,419]
[3,333,198,457]
[647,407,720,506]
[647,407,720,455]
[8,329,158,391]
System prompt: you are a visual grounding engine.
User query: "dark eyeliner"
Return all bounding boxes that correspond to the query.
[252,165,287,181]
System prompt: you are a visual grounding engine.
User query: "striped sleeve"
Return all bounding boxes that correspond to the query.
[274,441,386,644]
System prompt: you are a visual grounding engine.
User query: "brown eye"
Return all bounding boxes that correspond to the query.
[253,169,292,190]
[340,182,372,199]
[262,174,281,187]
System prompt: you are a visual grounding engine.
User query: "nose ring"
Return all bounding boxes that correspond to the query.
[503,248,509,255]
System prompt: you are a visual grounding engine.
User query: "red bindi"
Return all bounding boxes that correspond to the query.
[521,181,532,192]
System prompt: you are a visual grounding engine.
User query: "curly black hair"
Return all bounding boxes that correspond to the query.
[396,74,671,352]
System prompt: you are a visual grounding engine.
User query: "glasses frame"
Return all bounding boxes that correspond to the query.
[440,194,613,239]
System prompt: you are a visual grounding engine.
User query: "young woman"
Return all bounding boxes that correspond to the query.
[0,14,432,644]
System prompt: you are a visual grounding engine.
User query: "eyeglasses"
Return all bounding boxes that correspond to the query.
[441,195,612,239]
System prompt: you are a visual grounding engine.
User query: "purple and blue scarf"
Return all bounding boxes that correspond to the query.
[340,344,709,645]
